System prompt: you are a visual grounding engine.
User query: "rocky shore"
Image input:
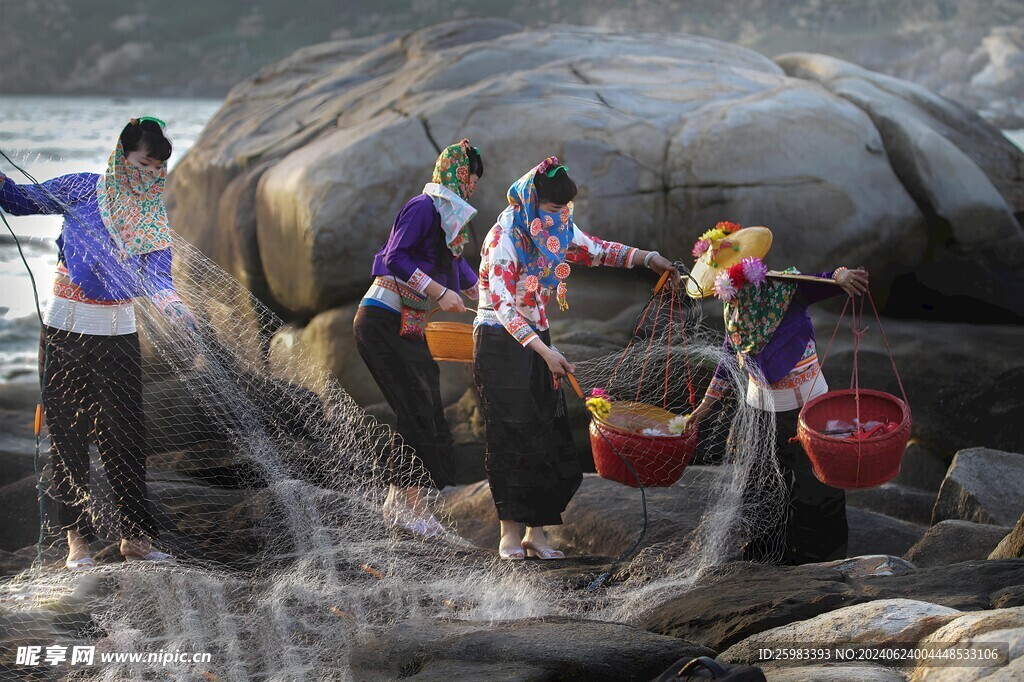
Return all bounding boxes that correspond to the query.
[2,18,1023,681]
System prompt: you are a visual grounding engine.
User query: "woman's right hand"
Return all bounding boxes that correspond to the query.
[542,347,575,377]
[682,398,715,433]
[437,288,466,313]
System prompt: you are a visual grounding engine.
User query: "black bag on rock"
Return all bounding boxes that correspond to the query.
[651,656,767,681]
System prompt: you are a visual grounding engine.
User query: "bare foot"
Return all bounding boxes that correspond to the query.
[65,530,94,569]
[499,520,525,560]
[522,527,564,560]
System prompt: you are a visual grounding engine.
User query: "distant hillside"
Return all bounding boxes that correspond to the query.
[1,0,1021,126]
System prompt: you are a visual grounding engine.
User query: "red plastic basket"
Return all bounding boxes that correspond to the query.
[589,402,698,487]
[796,292,912,489]
[797,388,910,489]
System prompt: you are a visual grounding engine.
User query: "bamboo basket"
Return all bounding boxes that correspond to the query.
[424,308,475,363]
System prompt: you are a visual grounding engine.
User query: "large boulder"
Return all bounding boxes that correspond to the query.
[720,598,960,665]
[912,607,1024,681]
[775,52,1024,220]
[168,20,949,320]
[348,617,714,682]
[989,512,1024,560]
[266,304,475,408]
[775,52,1024,320]
[847,508,927,558]
[904,520,1013,568]
[892,442,950,493]
[639,559,1024,651]
[932,449,1024,526]
[847,483,937,526]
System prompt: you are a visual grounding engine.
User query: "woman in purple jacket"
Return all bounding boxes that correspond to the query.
[681,223,868,565]
[353,139,483,537]
[0,117,195,569]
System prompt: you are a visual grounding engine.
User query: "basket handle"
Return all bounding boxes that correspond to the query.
[565,372,585,399]
[806,291,909,408]
[426,306,477,322]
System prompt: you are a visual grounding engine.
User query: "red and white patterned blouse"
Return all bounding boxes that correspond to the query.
[475,222,637,346]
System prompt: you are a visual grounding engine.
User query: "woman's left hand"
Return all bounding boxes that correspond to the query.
[165,300,198,334]
[835,267,870,296]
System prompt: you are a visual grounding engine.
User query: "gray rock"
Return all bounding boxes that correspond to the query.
[775,52,1024,218]
[904,520,1012,568]
[932,448,1024,526]
[637,562,865,651]
[847,482,937,525]
[914,608,1024,681]
[892,442,949,492]
[777,53,1024,319]
[266,304,474,408]
[848,507,927,558]
[444,469,720,558]
[348,616,714,682]
[0,475,41,553]
[816,554,917,579]
[639,559,1024,652]
[763,663,905,681]
[721,598,960,665]
[989,512,1024,560]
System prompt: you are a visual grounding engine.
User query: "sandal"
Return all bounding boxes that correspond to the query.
[521,541,565,560]
[499,544,526,561]
[122,550,173,563]
[65,556,96,571]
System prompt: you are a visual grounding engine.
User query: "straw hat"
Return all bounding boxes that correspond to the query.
[686,226,773,299]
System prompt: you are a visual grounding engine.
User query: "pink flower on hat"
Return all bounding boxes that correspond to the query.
[713,270,738,302]
[692,238,711,259]
[741,257,768,287]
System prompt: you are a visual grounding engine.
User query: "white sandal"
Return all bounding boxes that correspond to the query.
[65,556,96,571]
[123,550,173,563]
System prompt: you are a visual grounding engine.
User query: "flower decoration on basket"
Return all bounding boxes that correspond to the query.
[712,256,768,303]
[585,388,612,421]
[692,220,742,259]
[667,414,689,436]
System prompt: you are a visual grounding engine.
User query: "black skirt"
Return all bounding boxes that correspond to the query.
[352,305,455,489]
[473,325,581,527]
[744,407,848,564]
[39,326,159,541]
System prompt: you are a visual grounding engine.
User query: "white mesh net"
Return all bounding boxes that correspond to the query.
[0,156,785,679]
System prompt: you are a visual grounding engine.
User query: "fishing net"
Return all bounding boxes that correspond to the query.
[0,153,785,679]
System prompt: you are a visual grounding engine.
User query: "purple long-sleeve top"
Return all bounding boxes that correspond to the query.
[0,172,174,301]
[370,194,478,292]
[708,271,841,397]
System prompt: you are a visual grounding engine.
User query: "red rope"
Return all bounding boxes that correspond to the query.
[868,291,910,407]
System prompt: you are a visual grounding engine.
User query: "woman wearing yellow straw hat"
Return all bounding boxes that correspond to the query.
[682,221,868,564]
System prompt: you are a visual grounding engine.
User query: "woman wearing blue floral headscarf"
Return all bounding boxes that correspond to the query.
[473,158,676,560]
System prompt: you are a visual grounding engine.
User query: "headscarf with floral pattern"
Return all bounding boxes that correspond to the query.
[429,138,478,257]
[498,157,576,311]
[724,269,799,355]
[96,128,172,257]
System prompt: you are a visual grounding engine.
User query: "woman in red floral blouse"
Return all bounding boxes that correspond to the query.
[473,158,676,560]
